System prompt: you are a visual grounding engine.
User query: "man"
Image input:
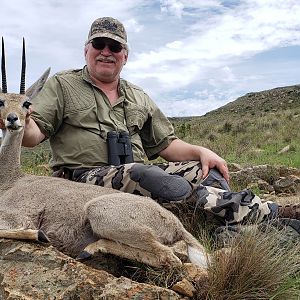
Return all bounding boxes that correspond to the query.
[17,17,299,224]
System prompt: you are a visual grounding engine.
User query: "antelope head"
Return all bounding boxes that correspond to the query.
[0,37,50,132]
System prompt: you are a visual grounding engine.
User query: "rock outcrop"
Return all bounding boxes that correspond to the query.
[0,239,181,300]
[229,164,300,203]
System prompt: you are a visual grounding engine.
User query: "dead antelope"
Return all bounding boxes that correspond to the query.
[0,38,210,269]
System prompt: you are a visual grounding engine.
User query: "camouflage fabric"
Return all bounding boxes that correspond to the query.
[73,162,194,201]
[193,186,275,224]
[214,218,300,248]
[87,17,127,45]
[72,161,277,225]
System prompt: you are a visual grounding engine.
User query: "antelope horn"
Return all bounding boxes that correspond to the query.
[20,37,26,94]
[1,37,7,93]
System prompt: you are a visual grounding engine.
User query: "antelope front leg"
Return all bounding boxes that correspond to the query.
[77,238,182,268]
[76,238,164,267]
[0,228,49,243]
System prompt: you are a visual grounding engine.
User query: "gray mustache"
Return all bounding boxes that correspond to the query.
[96,56,116,63]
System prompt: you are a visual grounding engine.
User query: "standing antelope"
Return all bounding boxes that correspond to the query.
[0,38,210,268]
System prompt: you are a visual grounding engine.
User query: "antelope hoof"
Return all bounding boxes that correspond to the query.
[76,250,92,261]
[38,230,50,243]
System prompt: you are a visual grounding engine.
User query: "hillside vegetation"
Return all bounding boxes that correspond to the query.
[171,84,300,168]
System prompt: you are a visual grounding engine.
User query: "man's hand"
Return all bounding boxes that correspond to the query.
[24,107,33,129]
[159,139,229,183]
[22,108,46,147]
[198,146,229,182]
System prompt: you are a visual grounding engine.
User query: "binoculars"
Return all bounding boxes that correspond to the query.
[107,131,134,166]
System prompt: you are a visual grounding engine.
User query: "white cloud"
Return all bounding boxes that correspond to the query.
[124,18,144,34]
[166,40,183,49]
[125,0,300,110]
[160,0,222,18]
[160,0,185,18]
[1,0,300,116]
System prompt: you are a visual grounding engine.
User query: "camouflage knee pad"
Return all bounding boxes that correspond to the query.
[129,164,192,202]
[202,168,230,190]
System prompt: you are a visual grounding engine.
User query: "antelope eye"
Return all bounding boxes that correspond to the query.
[22,100,32,109]
[0,100,5,108]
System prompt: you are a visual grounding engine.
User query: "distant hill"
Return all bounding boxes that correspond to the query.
[207,84,300,118]
[170,84,300,169]
[170,84,300,122]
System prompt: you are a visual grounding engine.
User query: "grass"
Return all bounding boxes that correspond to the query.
[206,226,300,300]
[122,221,300,300]
[172,108,300,169]
[21,142,52,175]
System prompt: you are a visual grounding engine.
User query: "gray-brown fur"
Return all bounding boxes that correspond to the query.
[0,69,209,268]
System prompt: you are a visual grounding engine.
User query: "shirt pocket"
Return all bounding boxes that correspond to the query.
[124,102,149,133]
[59,76,95,114]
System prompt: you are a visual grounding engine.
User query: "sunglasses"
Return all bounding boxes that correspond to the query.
[91,38,124,53]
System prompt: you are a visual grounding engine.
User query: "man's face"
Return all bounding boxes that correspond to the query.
[85,37,128,83]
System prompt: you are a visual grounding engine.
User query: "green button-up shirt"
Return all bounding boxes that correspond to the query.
[31,67,176,169]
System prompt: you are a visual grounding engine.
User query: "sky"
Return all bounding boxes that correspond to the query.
[0,0,300,117]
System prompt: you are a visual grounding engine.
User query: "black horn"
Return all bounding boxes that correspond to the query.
[20,37,26,94]
[1,37,7,93]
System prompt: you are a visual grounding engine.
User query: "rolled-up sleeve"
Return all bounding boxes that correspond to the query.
[140,94,177,160]
[31,76,65,138]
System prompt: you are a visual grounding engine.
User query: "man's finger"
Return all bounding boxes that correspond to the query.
[219,164,230,182]
[201,164,209,179]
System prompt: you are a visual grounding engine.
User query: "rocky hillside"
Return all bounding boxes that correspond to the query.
[170,84,300,124]
[170,84,300,169]
[208,84,300,117]
[0,239,181,299]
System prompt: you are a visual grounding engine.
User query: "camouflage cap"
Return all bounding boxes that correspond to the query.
[87,17,127,45]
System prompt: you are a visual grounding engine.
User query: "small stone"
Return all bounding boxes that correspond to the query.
[172,278,196,297]
[278,145,290,154]
[182,263,208,281]
[170,241,188,262]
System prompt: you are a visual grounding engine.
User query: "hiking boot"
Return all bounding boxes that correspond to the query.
[277,204,300,220]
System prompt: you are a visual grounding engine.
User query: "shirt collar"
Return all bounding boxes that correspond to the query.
[82,65,124,95]
[82,66,94,85]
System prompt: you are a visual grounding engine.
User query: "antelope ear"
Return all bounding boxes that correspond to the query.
[25,67,51,99]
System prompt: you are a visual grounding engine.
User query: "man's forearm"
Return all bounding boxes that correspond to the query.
[159,138,229,181]
[22,118,46,147]
[159,139,199,161]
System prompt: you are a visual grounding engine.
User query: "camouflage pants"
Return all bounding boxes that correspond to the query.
[72,161,278,225]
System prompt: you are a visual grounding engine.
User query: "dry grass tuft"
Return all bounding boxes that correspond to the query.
[126,264,184,289]
[205,225,300,300]
[124,223,300,300]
